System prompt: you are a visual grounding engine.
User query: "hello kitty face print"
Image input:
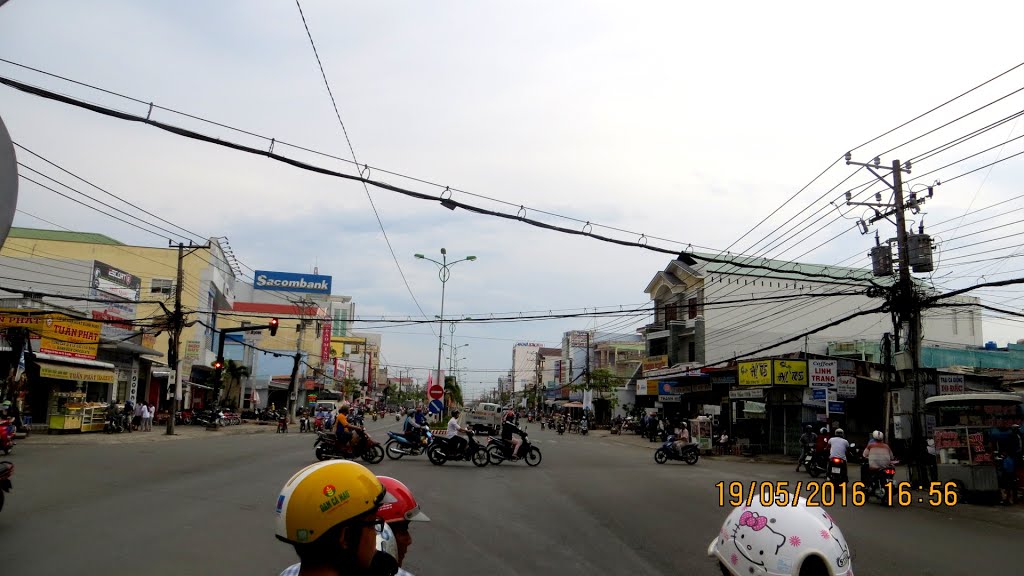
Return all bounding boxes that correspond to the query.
[731,510,787,571]
[821,511,851,568]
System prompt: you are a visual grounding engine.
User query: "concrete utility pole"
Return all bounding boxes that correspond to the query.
[535,350,542,412]
[288,297,310,423]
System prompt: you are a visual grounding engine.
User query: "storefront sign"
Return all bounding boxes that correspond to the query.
[658,395,681,402]
[637,380,658,395]
[773,360,807,386]
[738,360,771,386]
[711,373,737,386]
[184,340,202,360]
[254,270,333,294]
[658,381,677,395]
[828,401,845,414]
[836,375,857,398]
[142,332,157,350]
[938,374,965,395]
[37,362,115,384]
[320,322,332,364]
[128,359,140,403]
[0,310,102,359]
[642,355,668,372]
[730,388,764,400]
[809,359,837,387]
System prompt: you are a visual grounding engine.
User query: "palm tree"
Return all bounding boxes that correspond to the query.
[219,359,252,410]
[444,376,463,409]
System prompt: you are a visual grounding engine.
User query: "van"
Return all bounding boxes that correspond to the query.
[314,401,339,419]
[465,402,502,434]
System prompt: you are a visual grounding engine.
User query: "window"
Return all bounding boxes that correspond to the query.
[665,303,677,322]
[150,278,173,295]
[688,341,696,362]
[688,297,698,319]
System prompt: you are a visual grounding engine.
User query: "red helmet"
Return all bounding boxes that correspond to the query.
[377,476,430,524]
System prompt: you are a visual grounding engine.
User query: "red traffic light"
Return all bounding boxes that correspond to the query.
[268,318,279,336]
[212,360,223,370]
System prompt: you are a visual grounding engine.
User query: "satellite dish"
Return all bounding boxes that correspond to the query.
[0,113,17,249]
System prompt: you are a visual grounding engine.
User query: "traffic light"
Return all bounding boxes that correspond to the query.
[268,317,279,336]
[212,359,223,370]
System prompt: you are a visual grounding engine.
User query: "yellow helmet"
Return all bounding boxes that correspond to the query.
[275,460,386,544]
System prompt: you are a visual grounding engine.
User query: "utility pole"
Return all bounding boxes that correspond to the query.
[585,332,592,390]
[165,243,186,435]
[535,350,542,413]
[847,155,934,485]
[288,297,310,423]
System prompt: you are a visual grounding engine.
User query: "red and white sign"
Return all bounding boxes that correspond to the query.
[809,359,837,387]
[320,322,332,364]
[428,384,444,400]
[938,374,965,395]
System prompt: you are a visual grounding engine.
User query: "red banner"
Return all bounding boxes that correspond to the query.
[320,322,331,364]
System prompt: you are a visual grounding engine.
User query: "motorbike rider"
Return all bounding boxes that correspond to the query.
[402,409,427,446]
[445,410,470,457]
[861,430,894,482]
[275,461,400,576]
[708,495,854,576]
[828,428,851,465]
[672,421,692,458]
[377,476,430,575]
[336,404,366,454]
[501,409,526,460]
[814,426,830,460]
[796,425,817,472]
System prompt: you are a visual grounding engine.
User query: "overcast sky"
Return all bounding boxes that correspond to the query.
[3,1,1024,398]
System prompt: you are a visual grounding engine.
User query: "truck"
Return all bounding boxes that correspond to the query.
[464,402,502,435]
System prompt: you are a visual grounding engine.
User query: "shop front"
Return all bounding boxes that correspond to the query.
[30,355,116,433]
[735,358,810,455]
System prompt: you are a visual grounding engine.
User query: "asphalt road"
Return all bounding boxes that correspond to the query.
[2,418,1022,576]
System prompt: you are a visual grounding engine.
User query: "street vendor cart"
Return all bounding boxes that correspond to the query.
[925,393,1023,497]
[47,392,107,433]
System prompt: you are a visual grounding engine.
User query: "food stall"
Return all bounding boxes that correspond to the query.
[925,393,1024,496]
[47,392,108,433]
[690,415,714,453]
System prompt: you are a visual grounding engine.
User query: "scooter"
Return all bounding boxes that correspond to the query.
[556,420,565,435]
[385,430,433,459]
[0,460,12,513]
[0,418,14,455]
[428,431,489,467]
[825,444,856,485]
[314,429,385,464]
[580,419,589,436]
[804,450,828,478]
[863,464,897,505]
[654,435,700,465]
[486,434,542,466]
[276,413,289,433]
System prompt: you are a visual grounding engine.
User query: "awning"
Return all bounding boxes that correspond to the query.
[267,381,290,390]
[563,401,584,408]
[184,380,213,390]
[32,352,116,369]
[100,340,165,357]
[36,361,115,384]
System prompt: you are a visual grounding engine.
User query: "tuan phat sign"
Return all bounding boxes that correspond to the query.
[0,310,101,359]
[254,270,333,294]
[809,359,837,387]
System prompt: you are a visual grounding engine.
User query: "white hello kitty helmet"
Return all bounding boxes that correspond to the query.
[708,497,853,576]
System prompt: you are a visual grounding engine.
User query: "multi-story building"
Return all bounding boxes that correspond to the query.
[0,227,235,421]
[511,342,543,397]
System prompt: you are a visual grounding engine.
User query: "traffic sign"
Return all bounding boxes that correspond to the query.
[428,399,444,414]
[428,384,444,400]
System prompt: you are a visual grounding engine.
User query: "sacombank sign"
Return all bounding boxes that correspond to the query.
[254,270,332,294]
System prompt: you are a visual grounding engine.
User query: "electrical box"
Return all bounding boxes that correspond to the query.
[870,244,894,276]
[907,233,934,273]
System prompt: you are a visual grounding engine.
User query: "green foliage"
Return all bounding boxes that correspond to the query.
[444,376,463,407]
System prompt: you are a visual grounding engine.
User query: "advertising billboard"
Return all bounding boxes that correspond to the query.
[90,260,140,341]
[254,270,332,294]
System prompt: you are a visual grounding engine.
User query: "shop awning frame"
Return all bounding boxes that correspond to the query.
[32,351,116,369]
[35,361,116,384]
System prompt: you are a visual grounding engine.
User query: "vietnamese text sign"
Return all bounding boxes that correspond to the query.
[642,355,668,372]
[738,361,771,386]
[773,360,807,386]
[828,401,845,414]
[254,270,333,294]
[730,388,764,399]
[637,380,658,395]
[37,362,114,384]
[184,340,202,360]
[658,395,681,402]
[320,322,332,364]
[938,374,965,395]
[836,375,857,398]
[0,310,102,359]
[809,359,837,387]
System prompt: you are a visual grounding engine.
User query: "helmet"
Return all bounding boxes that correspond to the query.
[804,425,813,432]
[377,476,430,524]
[871,430,884,441]
[708,498,853,576]
[820,427,828,435]
[274,461,386,544]
[371,522,400,576]
[834,428,845,438]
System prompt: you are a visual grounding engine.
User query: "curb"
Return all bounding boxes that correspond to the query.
[17,423,278,446]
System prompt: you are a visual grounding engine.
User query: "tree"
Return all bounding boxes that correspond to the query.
[218,359,251,410]
[444,376,463,409]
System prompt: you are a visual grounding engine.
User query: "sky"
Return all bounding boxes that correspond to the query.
[3,1,1024,400]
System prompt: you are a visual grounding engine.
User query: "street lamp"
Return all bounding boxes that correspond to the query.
[414,249,476,412]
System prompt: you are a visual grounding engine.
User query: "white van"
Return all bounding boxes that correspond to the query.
[465,402,502,434]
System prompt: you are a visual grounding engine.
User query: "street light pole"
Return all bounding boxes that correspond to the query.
[415,249,476,416]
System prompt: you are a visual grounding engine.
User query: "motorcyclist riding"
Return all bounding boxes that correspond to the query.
[445,410,470,457]
[336,404,366,454]
[402,409,427,447]
[828,427,850,462]
[501,409,526,460]
[796,425,817,472]
[672,422,692,458]
[861,430,894,482]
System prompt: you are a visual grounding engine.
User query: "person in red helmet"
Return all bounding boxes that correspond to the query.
[376,476,430,575]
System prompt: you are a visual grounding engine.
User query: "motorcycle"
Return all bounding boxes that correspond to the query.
[385,430,433,459]
[314,429,385,464]
[580,419,589,436]
[825,444,856,485]
[863,464,897,505]
[299,414,309,433]
[372,413,378,422]
[486,434,542,466]
[804,451,828,478]
[428,431,489,467]
[276,413,289,433]
[654,435,700,465]
[0,460,12,513]
[557,421,565,435]
[0,418,14,455]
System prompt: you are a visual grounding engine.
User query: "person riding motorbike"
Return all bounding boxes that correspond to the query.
[501,409,526,460]
[813,426,830,461]
[377,476,430,575]
[708,495,854,576]
[861,430,895,482]
[828,428,851,463]
[445,410,470,457]
[672,422,692,458]
[796,425,817,472]
[276,461,398,576]
[402,409,427,446]
[336,405,366,454]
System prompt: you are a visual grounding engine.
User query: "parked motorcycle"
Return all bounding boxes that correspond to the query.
[0,460,12,513]
[428,431,489,467]
[0,418,14,455]
[314,430,385,464]
[654,435,700,465]
[385,430,433,459]
[486,434,542,466]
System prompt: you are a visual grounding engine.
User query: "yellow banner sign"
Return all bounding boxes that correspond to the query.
[773,360,807,386]
[738,360,772,386]
[37,362,115,384]
[0,309,101,359]
[642,355,668,372]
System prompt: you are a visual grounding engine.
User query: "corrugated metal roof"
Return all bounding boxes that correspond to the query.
[7,227,124,245]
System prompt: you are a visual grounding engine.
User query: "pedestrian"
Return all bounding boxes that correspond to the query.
[143,402,153,431]
[133,400,145,431]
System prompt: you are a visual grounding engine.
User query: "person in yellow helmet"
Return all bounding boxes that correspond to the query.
[276,460,396,575]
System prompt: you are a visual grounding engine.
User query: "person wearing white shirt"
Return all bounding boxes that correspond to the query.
[142,403,153,431]
[827,428,851,460]
[446,410,469,457]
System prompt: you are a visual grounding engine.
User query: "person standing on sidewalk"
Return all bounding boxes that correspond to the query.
[143,402,154,431]
[133,400,145,431]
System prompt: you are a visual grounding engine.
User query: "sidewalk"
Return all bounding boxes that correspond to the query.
[17,421,283,446]
[591,429,793,465]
